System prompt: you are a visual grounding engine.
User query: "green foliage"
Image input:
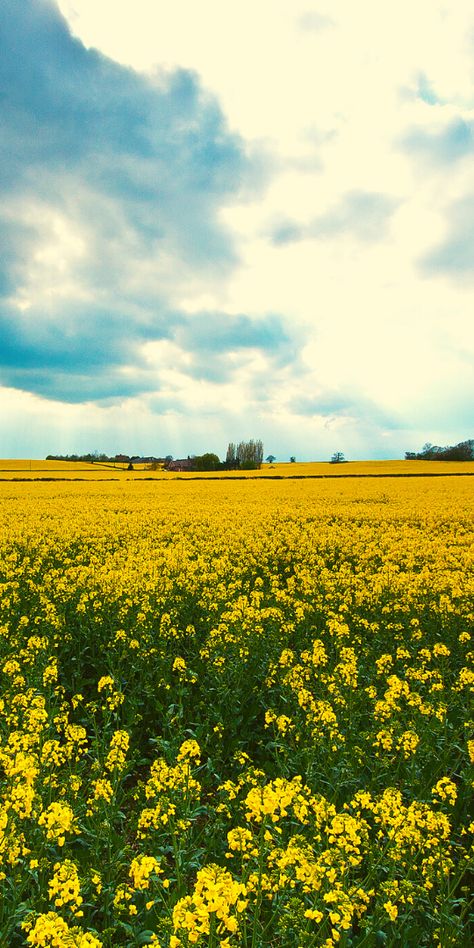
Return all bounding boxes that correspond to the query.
[193,453,220,471]
[225,440,264,469]
[236,439,264,469]
[405,439,474,461]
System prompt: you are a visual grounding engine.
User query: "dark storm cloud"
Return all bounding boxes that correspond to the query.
[0,0,288,402]
[175,312,293,384]
[0,301,165,399]
[176,313,290,359]
[0,219,39,297]
[0,302,291,400]
[0,0,246,258]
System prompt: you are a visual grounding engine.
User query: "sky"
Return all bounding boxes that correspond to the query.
[1,0,473,461]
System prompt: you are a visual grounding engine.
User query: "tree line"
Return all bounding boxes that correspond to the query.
[45,441,266,472]
[405,439,474,461]
[46,452,113,463]
[185,440,265,472]
[225,439,264,470]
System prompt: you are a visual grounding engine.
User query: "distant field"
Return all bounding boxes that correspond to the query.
[0,458,473,480]
[0,459,138,478]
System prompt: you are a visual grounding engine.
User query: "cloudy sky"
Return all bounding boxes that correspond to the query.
[1,0,473,460]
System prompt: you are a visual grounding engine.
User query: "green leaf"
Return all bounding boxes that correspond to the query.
[137,932,156,945]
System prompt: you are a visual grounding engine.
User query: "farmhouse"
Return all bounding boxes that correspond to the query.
[166,458,195,472]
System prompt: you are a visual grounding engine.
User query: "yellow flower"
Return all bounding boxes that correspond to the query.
[97,675,114,692]
[384,901,398,921]
[129,854,162,890]
[432,777,458,806]
[105,730,130,772]
[173,865,246,942]
[23,911,102,946]
[87,778,113,812]
[48,860,83,914]
[176,739,201,763]
[305,908,324,922]
[38,801,77,847]
[91,872,102,894]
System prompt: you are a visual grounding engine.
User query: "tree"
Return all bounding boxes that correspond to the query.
[266,455,276,463]
[445,440,474,460]
[290,456,296,463]
[226,443,236,467]
[193,453,220,471]
[331,451,345,464]
[405,439,473,461]
[235,439,264,470]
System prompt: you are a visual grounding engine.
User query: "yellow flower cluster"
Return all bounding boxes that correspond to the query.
[129,854,162,890]
[22,912,102,947]
[48,859,83,915]
[137,741,202,838]
[38,802,78,848]
[172,864,247,943]
[105,729,130,772]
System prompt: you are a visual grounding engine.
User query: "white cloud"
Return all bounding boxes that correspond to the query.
[3,0,474,458]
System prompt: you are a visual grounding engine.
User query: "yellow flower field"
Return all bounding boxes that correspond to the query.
[0,477,472,946]
[1,458,473,480]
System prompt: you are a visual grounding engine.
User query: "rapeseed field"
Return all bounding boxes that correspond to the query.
[0,478,472,946]
[1,459,474,480]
